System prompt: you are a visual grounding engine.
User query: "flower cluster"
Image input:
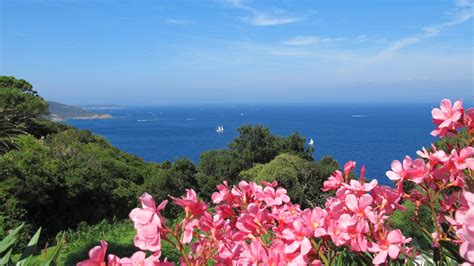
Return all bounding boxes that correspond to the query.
[78,98,474,265]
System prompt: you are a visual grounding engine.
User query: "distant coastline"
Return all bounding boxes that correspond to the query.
[47,101,114,122]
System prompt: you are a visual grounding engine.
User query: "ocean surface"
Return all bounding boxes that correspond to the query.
[67,103,437,185]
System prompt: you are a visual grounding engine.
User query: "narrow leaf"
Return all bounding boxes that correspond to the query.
[0,223,24,254]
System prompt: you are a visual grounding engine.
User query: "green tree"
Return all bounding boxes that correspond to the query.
[0,76,49,132]
[0,76,37,95]
[282,132,314,160]
[197,150,244,197]
[0,129,159,244]
[0,109,25,153]
[240,154,339,208]
[229,125,281,168]
[143,158,198,217]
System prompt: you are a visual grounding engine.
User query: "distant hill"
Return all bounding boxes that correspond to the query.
[47,101,112,121]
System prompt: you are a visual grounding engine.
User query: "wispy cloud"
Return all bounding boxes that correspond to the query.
[226,0,302,26]
[165,19,194,25]
[371,0,473,62]
[244,14,301,26]
[282,36,345,46]
[354,35,387,44]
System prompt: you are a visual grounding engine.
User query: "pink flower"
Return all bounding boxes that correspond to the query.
[386,157,409,181]
[346,222,368,252]
[372,185,404,214]
[77,240,107,266]
[171,189,207,218]
[369,229,409,265]
[460,192,474,264]
[301,207,327,237]
[323,170,344,191]
[344,161,356,178]
[129,193,167,252]
[235,203,271,240]
[328,214,356,246]
[386,156,428,184]
[342,179,378,194]
[281,220,313,255]
[134,224,162,252]
[417,145,448,164]
[464,108,474,129]
[181,219,199,244]
[449,147,474,171]
[431,98,464,137]
[129,193,167,230]
[261,186,290,206]
[108,251,170,266]
[211,181,232,204]
[345,194,376,223]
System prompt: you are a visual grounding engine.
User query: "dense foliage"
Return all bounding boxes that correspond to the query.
[240,153,339,208]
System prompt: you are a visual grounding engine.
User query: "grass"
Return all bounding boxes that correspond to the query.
[29,219,181,265]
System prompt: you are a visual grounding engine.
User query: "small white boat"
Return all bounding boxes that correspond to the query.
[216,126,224,133]
[308,138,314,146]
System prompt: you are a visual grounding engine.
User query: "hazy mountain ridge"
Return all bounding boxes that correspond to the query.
[47,101,112,121]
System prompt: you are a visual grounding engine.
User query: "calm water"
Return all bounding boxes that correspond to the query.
[67,103,436,185]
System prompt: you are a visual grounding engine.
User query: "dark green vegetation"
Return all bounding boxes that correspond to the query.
[241,153,339,208]
[0,76,339,261]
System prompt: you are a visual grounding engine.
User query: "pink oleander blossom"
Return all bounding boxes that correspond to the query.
[328,214,356,246]
[281,220,313,255]
[342,179,378,195]
[431,98,464,137]
[323,170,344,191]
[345,194,376,223]
[129,193,167,252]
[344,161,356,175]
[449,147,474,171]
[301,207,327,237]
[77,240,108,266]
[464,108,474,130]
[369,229,410,265]
[386,156,428,184]
[171,189,207,218]
[460,192,474,264]
[261,186,290,206]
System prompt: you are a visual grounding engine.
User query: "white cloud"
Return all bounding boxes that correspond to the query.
[165,19,193,25]
[225,0,302,26]
[282,36,344,46]
[245,14,301,26]
[455,0,473,7]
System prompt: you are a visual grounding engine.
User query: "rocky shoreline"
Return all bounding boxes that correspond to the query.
[49,113,113,122]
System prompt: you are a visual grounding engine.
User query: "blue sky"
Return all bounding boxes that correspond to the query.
[1,0,473,104]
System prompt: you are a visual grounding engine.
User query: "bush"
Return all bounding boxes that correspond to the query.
[0,130,159,246]
[240,153,339,207]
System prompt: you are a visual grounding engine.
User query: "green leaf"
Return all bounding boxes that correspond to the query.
[0,223,24,254]
[0,248,12,265]
[439,240,464,263]
[16,227,41,265]
[43,233,66,266]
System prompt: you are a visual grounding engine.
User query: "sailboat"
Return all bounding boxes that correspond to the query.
[216,126,224,133]
[308,138,314,146]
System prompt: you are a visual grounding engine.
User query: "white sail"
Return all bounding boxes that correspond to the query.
[216,126,224,133]
[309,138,314,146]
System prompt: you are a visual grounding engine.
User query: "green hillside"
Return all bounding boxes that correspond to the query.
[47,101,112,121]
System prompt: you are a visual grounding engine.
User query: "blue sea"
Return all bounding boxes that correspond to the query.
[67,103,437,185]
